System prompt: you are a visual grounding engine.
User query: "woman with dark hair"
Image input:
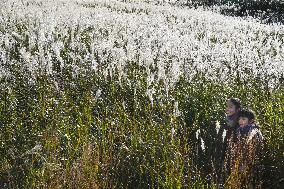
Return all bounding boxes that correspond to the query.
[224,97,241,140]
[217,97,242,186]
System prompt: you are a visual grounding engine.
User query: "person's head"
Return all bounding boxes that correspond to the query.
[226,98,241,117]
[238,109,255,128]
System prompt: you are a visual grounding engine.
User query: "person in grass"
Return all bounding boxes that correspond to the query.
[221,98,242,158]
[216,98,241,186]
[236,109,264,167]
[237,109,263,140]
[224,97,241,139]
[225,109,264,188]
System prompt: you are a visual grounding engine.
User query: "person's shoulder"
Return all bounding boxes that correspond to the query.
[251,123,260,129]
[248,124,264,142]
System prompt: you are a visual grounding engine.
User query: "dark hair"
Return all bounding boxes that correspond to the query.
[228,97,241,109]
[238,109,256,121]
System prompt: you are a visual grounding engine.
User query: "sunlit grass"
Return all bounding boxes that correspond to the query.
[0,0,284,188]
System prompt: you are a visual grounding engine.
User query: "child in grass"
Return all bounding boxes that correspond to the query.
[237,109,263,141]
[225,109,264,188]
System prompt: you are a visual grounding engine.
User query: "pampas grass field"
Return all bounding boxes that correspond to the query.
[1,0,283,188]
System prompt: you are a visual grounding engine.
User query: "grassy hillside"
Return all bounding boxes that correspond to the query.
[0,0,284,188]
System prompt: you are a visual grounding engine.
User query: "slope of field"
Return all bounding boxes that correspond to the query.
[1,0,284,85]
[1,0,284,188]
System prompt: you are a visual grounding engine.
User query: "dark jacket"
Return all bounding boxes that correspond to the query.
[236,123,264,141]
[224,123,264,187]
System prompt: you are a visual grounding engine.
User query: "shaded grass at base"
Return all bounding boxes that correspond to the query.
[0,63,284,188]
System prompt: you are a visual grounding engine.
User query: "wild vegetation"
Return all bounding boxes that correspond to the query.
[185,0,284,24]
[0,0,284,188]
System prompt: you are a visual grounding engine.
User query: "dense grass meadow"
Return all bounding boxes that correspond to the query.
[1,0,284,188]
